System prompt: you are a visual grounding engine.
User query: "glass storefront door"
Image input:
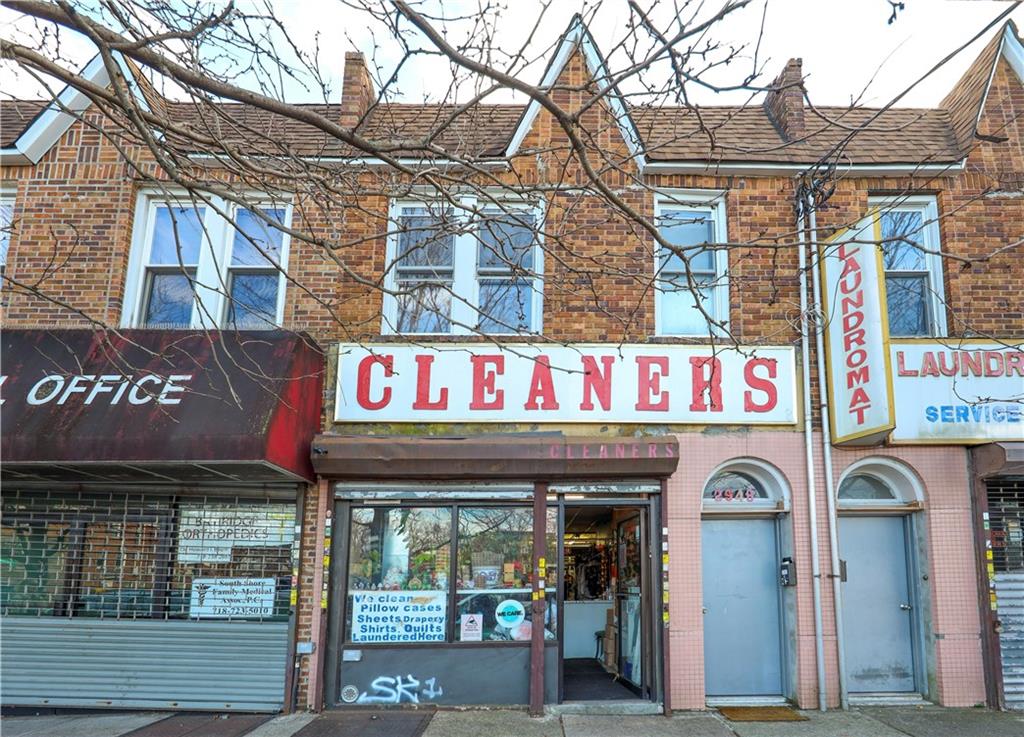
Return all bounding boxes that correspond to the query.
[617,514,644,690]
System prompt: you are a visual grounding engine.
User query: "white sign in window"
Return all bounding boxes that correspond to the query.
[189,577,276,618]
[350,590,447,643]
[177,505,294,563]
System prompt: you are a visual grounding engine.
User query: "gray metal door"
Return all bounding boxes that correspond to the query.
[840,515,917,693]
[702,518,783,696]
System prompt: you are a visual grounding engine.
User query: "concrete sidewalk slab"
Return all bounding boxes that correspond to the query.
[861,706,1024,737]
[242,713,318,737]
[724,710,906,737]
[1,712,168,737]
[423,709,562,737]
[564,713,734,737]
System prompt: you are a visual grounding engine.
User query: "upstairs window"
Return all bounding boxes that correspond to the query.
[226,207,287,329]
[872,196,946,337]
[655,193,728,336]
[383,198,543,335]
[140,205,204,328]
[0,191,15,271]
[124,194,291,330]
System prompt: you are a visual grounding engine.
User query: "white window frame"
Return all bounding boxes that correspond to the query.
[122,191,292,329]
[701,457,790,514]
[837,457,925,510]
[381,196,545,336]
[653,190,729,337]
[0,186,16,270]
[870,195,947,337]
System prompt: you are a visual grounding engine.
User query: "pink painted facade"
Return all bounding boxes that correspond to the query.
[665,431,985,709]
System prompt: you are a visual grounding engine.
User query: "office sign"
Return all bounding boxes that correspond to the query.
[891,342,1024,443]
[334,343,797,424]
[819,219,895,445]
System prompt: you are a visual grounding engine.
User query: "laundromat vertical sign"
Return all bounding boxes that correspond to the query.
[819,217,895,446]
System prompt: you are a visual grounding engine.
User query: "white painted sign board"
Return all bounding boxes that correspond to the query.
[819,218,895,445]
[335,343,797,424]
[890,342,1024,443]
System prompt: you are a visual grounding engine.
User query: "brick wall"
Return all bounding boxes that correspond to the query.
[1,38,1021,713]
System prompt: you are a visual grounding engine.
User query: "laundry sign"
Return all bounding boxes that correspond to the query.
[819,218,895,446]
[189,577,276,619]
[890,342,1024,443]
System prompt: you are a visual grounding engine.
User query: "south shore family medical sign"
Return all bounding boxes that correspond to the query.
[334,343,798,424]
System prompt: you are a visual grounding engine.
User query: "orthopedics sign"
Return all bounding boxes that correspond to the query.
[177,504,294,563]
[890,342,1024,443]
[334,344,797,424]
[819,218,895,445]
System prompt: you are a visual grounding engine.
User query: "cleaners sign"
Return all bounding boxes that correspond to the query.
[890,342,1024,443]
[335,344,796,424]
[350,590,447,643]
[819,219,895,446]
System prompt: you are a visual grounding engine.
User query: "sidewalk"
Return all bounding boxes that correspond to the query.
[3,705,1023,737]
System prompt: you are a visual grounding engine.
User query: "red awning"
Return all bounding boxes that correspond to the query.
[1,330,323,484]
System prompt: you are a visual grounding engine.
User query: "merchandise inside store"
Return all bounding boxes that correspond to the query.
[562,505,644,701]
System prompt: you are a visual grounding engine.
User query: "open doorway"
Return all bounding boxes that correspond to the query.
[561,504,648,702]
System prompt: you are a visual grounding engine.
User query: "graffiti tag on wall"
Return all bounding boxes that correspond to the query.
[349,674,444,704]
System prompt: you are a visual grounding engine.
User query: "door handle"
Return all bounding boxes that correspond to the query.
[899,603,912,611]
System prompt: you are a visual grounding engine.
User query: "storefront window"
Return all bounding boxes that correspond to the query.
[79,521,162,617]
[0,520,71,616]
[0,492,295,622]
[343,504,557,644]
[455,507,557,642]
[169,502,295,621]
[346,507,452,643]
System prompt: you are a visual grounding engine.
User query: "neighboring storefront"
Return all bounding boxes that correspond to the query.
[313,342,798,711]
[0,329,323,712]
[886,340,1024,710]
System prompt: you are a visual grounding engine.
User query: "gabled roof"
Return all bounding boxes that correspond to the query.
[0,51,150,166]
[941,20,1024,154]
[634,106,960,165]
[503,14,646,167]
[1,20,1020,173]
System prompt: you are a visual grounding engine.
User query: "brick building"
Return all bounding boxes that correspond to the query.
[1,16,1022,715]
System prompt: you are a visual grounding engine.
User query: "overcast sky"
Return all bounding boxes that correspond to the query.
[1,1,1021,108]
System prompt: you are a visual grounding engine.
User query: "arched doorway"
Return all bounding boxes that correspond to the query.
[701,459,793,704]
[838,458,927,698]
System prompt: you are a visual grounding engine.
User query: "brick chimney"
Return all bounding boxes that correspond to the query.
[341,52,375,130]
[763,58,806,141]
